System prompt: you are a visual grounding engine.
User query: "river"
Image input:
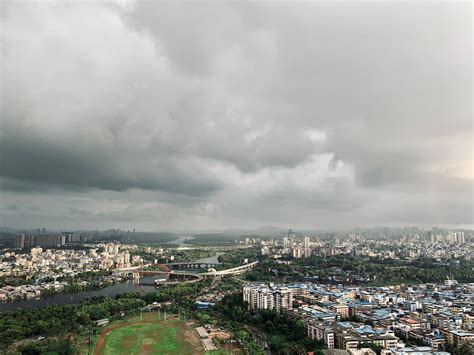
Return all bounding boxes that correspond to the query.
[0,276,160,312]
[165,235,194,246]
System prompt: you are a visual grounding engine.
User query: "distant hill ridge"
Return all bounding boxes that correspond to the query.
[221,225,287,237]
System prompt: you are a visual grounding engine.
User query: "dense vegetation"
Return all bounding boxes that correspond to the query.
[0,273,319,354]
[129,232,176,244]
[217,246,259,269]
[134,248,218,265]
[163,249,217,263]
[212,293,324,354]
[230,252,474,285]
[0,297,146,352]
[0,276,31,287]
[288,255,474,284]
[186,233,243,245]
[0,279,214,352]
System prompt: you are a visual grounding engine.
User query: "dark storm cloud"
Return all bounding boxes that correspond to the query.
[0,127,221,196]
[0,0,472,230]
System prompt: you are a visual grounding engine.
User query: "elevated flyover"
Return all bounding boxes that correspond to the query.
[202,260,259,276]
[115,260,259,282]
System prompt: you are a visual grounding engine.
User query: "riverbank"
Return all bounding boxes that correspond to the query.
[0,276,158,312]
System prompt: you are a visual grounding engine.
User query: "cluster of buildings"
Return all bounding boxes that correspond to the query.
[243,281,474,354]
[259,234,313,259]
[342,233,472,261]
[431,232,465,245]
[255,229,472,261]
[243,285,293,312]
[13,233,92,248]
[0,243,143,302]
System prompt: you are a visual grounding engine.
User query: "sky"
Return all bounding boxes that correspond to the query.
[0,1,472,232]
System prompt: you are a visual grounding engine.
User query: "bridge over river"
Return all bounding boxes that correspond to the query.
[115,261,259,285]
[167,262,220,270]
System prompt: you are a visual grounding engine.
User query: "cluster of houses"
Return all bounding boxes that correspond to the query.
[243,280,474,354]
[0,243,142,302]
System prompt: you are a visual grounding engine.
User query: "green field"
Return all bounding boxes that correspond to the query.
[94,314,201,355]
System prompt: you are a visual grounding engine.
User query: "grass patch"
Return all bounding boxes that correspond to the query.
[96,313,197,355]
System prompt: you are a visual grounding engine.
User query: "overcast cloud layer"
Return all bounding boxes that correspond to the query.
[0,1,472,231]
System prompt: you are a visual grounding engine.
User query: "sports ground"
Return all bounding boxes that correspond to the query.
[93,313,204,355]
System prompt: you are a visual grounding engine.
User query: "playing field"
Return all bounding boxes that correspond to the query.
[94,313,204,355]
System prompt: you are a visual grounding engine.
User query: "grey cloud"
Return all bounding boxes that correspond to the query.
[0,1,472,230]
[0,127,221,196]
[125,1,471,181]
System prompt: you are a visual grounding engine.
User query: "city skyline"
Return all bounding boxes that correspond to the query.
[1,1,472,231]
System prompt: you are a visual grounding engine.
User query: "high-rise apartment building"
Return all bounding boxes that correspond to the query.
[33,235,66,248]
[292,247,303,258]
[304,236,310,248]
[14,234,25,249]
[274,287,292,312]
[292,247,312,258]
[243,285,293,312]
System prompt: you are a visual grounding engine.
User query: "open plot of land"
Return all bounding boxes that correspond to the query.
[94,313,204,355]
